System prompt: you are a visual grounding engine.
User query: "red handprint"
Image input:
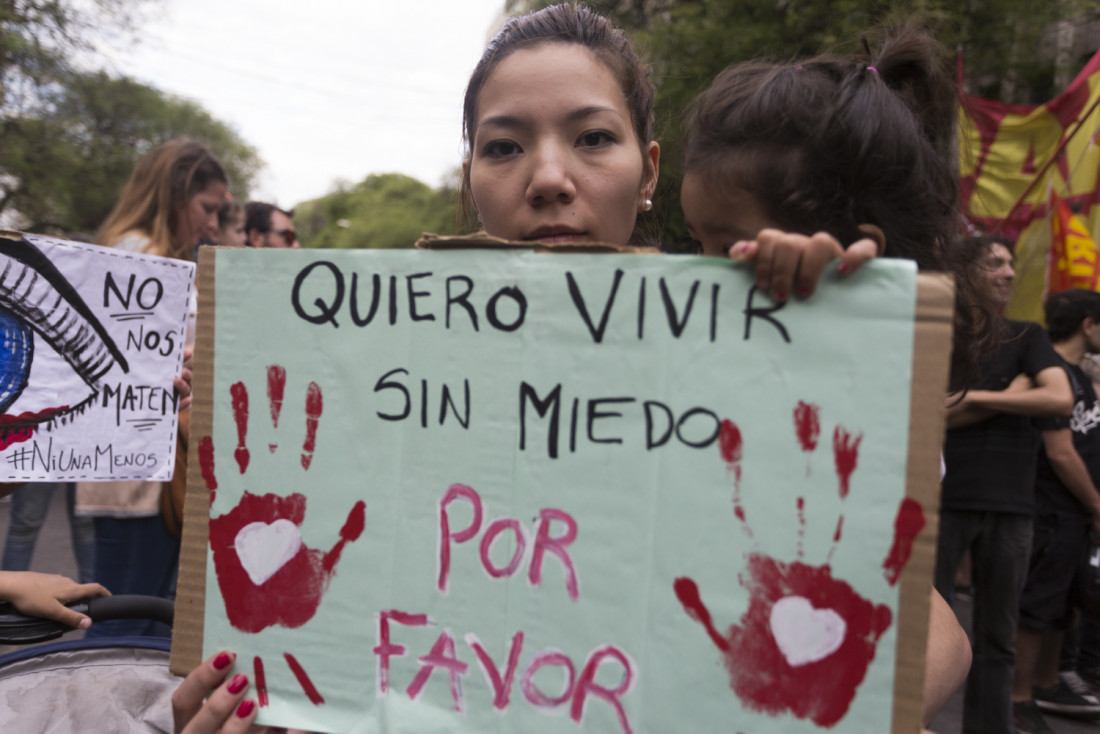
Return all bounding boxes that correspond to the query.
[198,366,369,707]
[675,401,923,728]
[209,490,365,633]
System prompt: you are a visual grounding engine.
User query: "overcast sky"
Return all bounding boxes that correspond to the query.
[100,0,508,208]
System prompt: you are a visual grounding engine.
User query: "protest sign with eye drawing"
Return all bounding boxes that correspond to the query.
[174,243,950,734]
[0,233,192,482]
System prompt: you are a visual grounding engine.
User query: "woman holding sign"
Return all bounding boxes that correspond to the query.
[172,5,969,731]
[77,139,223,638]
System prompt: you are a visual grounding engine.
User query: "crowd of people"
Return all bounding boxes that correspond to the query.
[3,2,1100,733]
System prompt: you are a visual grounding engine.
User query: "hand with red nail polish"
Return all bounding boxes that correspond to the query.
[739,229,879,303]
[172,651,316,734]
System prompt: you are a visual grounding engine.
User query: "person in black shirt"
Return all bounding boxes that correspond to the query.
[1012,289,1100,732]
[937,236,1073,734]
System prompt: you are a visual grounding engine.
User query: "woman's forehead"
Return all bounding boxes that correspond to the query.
[475,44,630,125]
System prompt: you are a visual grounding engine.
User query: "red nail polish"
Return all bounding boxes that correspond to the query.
[797,286,811,297]
[775,290,787,301]
[227,673,248,695]
[236,699,255,718]
[213,652,232,670]
[837,261,850,274]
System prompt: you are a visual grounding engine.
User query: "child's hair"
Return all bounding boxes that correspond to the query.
[217,198,243,230]
[97,138,228,261]
[1045,289,1100,343]
[683,24,992,387]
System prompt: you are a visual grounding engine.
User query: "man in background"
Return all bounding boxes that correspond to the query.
[244,202,299,249]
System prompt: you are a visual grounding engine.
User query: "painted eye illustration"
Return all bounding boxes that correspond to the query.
[0,240,129,436]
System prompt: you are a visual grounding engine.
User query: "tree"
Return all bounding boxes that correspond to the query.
[1,0,147,111]
[2,71,261,234]
[295,173,460,250]
[511,0,1099,245]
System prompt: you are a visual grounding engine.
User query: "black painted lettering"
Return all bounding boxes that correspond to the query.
[518,382,561,458]
[438,380,470,429]
[407,272,435,322]
[292,261,344,327]
[659,278,699,338]
[587,397,635,444]
[743,286,790,343]
[136,278,164,309]
[104,272,134,308]
[710,283,720,343]
[349,272,382,326]
[566,269,623,343]
[375,368,411,421]
[445,276,479,331]
[676,408,721,448]
[644,401,674,449]
[486,287,527,332]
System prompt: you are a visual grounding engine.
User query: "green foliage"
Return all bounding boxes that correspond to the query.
[511,0,1098,246]
[2,71,261,234]
[295,173,460,250]
[1,0,259,235]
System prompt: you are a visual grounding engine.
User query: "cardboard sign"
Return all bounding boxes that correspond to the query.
[0,233,192,481]
[173,244,952,734]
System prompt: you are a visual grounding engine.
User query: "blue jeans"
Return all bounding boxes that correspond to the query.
[2,482,95,584]
[82,515,179,638]
[935,509,1032,734]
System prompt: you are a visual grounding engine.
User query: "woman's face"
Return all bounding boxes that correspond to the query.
[218,211,247,248]
[177,180,228,248]
[466,43,659,246]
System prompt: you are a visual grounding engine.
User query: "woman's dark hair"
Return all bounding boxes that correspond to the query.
[459,3,656,238]
[683,24,993,388]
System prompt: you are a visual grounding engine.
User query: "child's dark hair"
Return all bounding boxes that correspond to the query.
[1045,289,1100,343]
[217,198,243,229]
[683,24,993,387]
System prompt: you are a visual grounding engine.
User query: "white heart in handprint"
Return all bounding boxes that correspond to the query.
[769,595,846,667]
[235,519,303,586]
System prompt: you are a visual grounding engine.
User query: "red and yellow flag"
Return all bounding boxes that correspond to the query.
[1048,189,1100,293]
[960,50,1100,321]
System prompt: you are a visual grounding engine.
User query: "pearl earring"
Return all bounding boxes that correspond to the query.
[641,198,653,212]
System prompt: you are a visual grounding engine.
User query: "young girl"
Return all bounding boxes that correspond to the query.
[679,26,990,387]
[217,198,246,248]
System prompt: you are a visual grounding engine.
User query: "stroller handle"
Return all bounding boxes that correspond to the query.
[0,595,174,645]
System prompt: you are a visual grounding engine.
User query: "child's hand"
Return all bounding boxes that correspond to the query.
[728,229,880,302]
[175,345,194,411]
[0,571,109,629]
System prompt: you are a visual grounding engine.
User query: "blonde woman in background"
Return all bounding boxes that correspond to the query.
[78,138,224,637]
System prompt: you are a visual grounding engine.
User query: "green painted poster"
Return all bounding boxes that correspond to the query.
[194,247,929,733]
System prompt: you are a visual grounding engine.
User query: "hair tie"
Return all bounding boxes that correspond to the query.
[866,65,879,76]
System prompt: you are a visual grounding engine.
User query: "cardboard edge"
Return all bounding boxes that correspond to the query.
[415,232,659,255]
[891,273,955,733]
[170,246,217,676]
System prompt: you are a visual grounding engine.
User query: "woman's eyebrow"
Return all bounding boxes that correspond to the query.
[479,105,622,131]
[566,105,621,122]
[477,114,525,130]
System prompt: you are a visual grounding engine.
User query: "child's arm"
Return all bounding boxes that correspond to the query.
[729,228,880,302]
[0,570,109,629]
